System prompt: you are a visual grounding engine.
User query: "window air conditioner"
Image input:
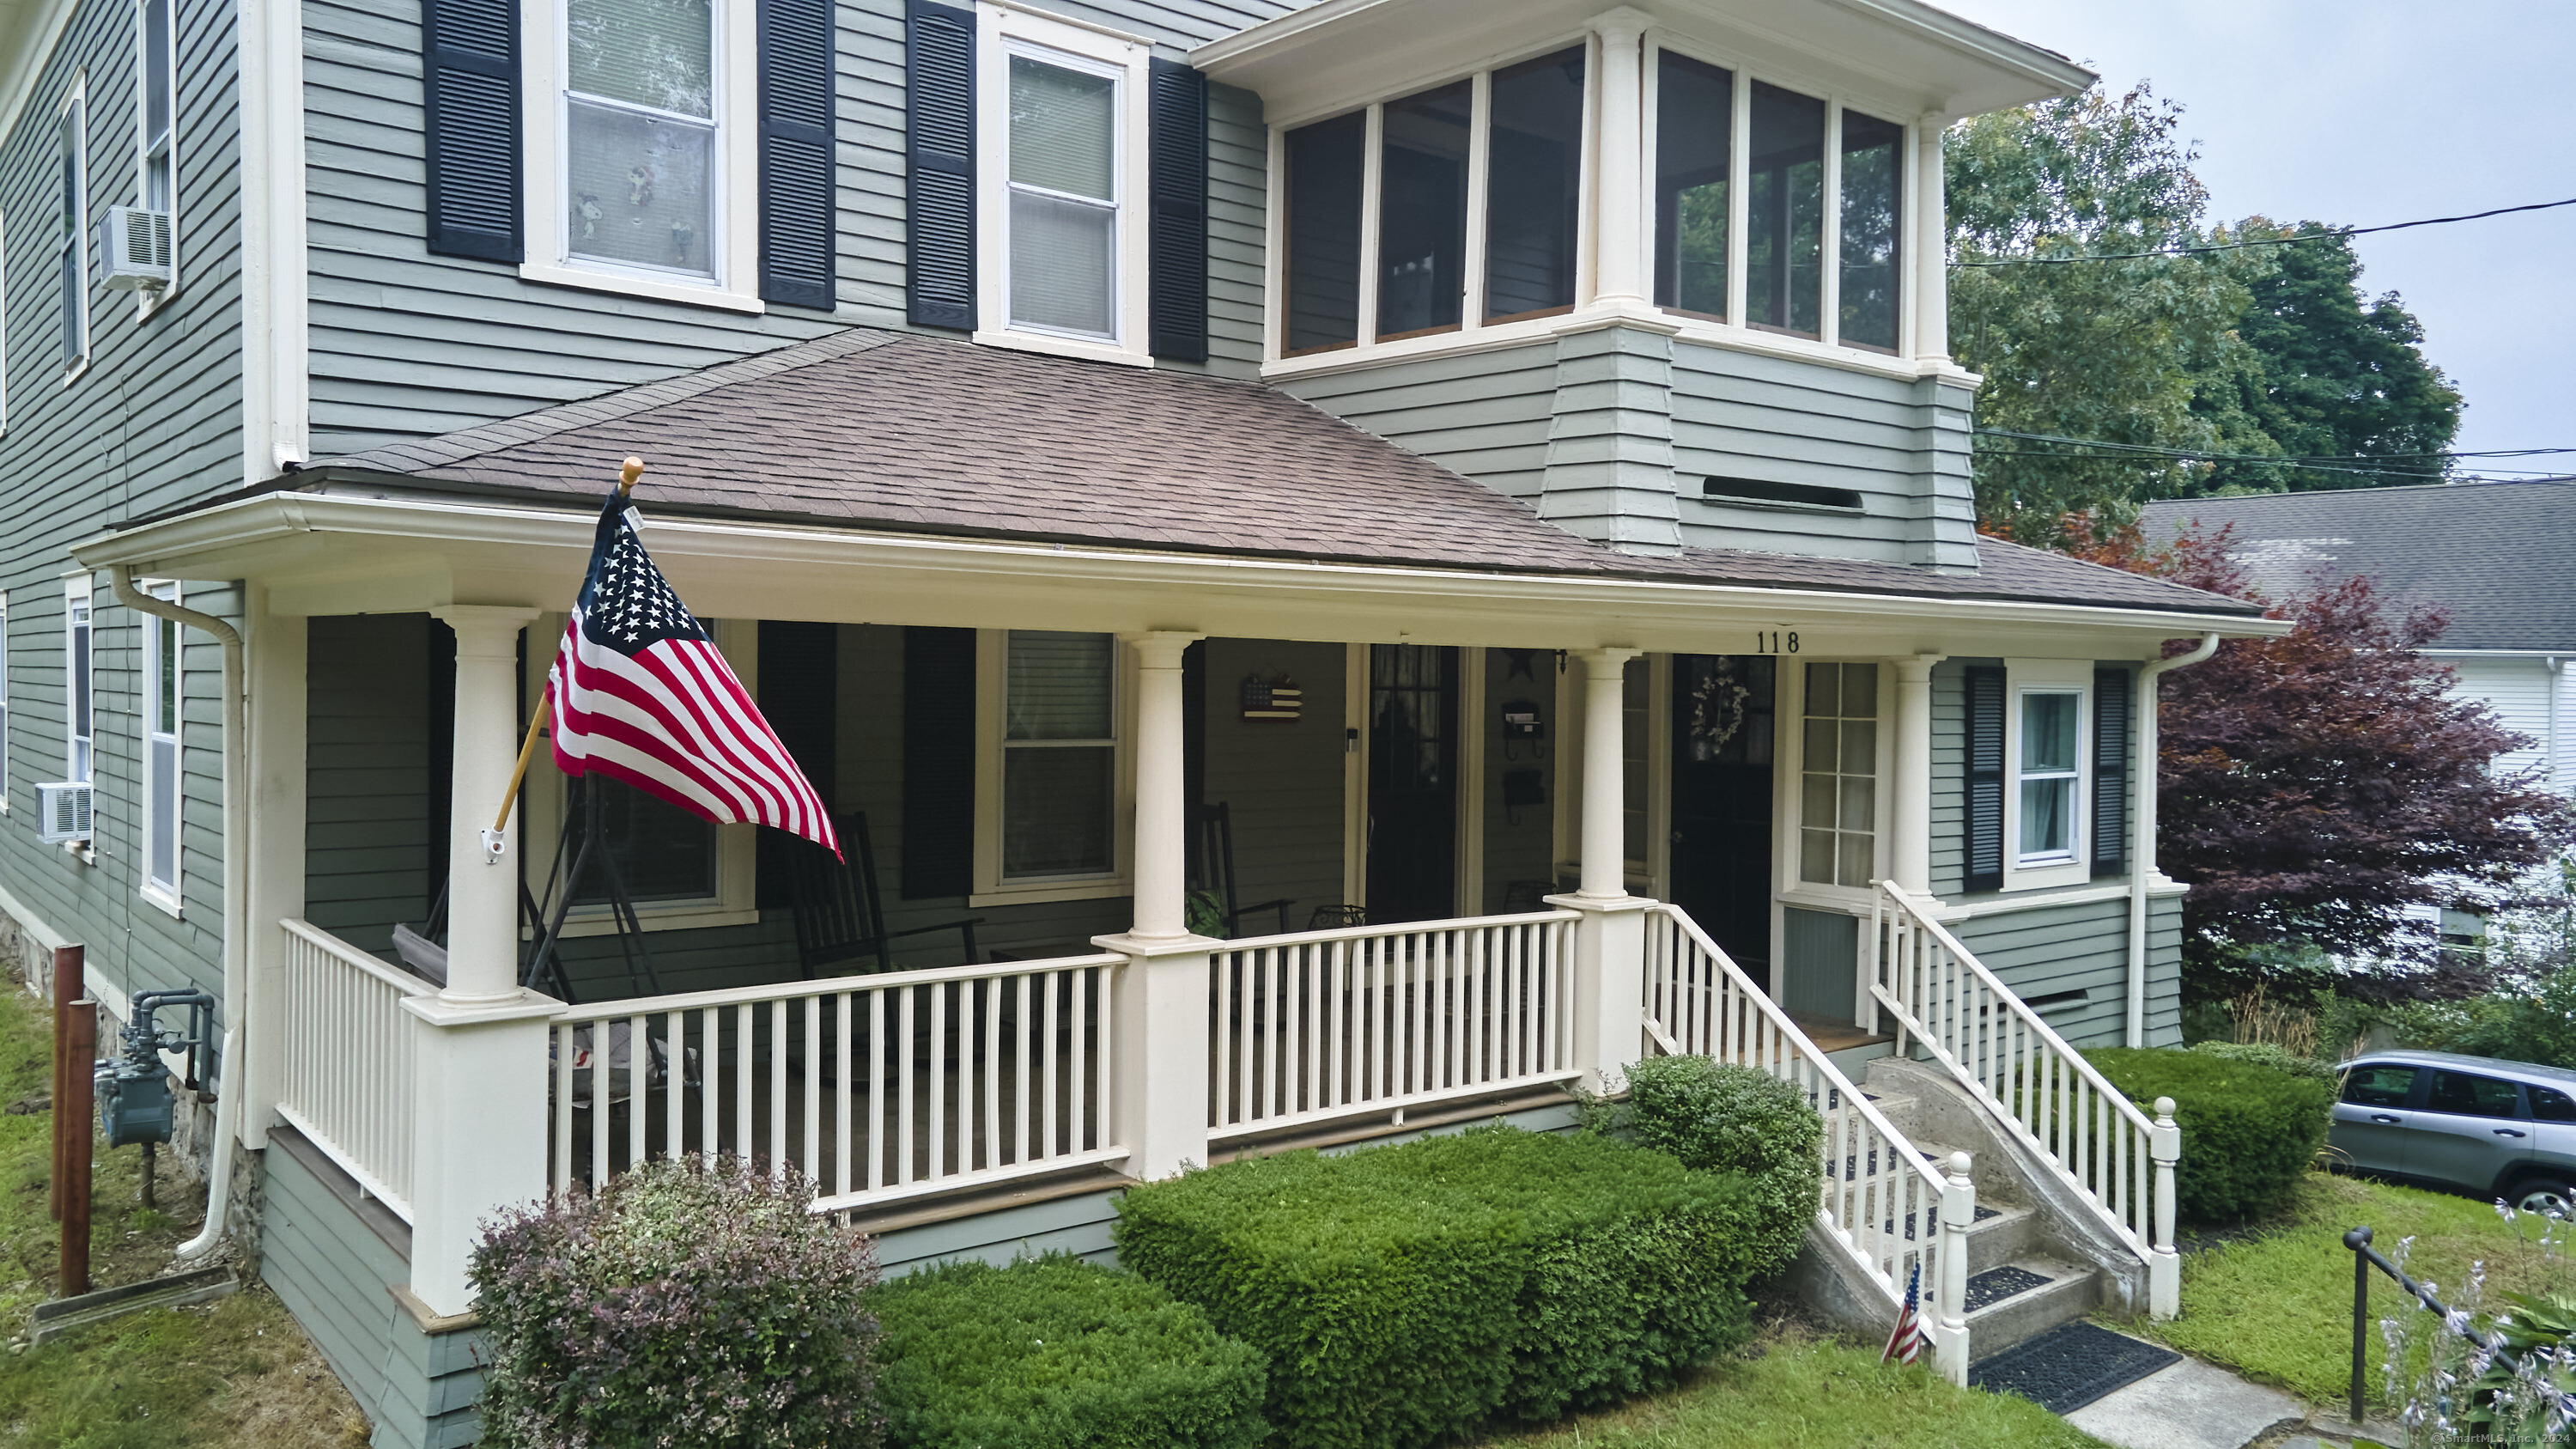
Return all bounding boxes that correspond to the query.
[36,782,94,844]
[101,206,173,291]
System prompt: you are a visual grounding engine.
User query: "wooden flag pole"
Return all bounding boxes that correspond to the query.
[481,457,645,858]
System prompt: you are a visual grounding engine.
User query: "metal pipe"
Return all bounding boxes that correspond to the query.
[2127,633,2221,1047]
[109,567,246,1262]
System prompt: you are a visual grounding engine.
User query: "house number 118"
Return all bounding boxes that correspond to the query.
[1754,631,1800,654]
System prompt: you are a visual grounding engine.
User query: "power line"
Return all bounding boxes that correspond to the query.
[1972,428,2576,467]
[1971,447,2462,484]
[1949,196,2576,267]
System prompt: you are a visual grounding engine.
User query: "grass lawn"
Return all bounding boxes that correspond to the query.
[2131,1168,2572,1414]
[1479,1330,2109,1449]
[0,971,366,1448]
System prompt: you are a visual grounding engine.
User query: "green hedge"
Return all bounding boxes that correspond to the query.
[1115,1125,1792,1448]
[1622,1056,1823,1275]
[865,1255,1268,1449]
[2189,1039,2338,1085]
[2086,1047,2334,1223]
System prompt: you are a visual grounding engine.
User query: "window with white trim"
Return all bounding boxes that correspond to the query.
[141,581,180,907]
[2002,659,2092,890]
[524,0,761,307]
[64,579,92,784]
[1796,661,1880,888]
[975,4,1151,363]
[975,630,1130,901]
[0,592,11,807]
[137,0,174,213]
[57,85,88,373]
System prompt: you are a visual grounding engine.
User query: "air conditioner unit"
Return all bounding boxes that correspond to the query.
[36,782,93,845]
[101,206,173,291]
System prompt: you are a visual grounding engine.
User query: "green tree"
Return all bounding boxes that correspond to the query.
[1946,84,2275,542]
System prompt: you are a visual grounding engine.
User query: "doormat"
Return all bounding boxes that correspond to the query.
[1963,1263,2054,1312]
[1968,1321,2181,1416]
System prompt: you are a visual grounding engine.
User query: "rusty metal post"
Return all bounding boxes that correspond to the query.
[59,996,95,1299]
[49,946,82,1223]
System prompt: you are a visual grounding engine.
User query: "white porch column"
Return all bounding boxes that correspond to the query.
[1888,654,1945,894]
[241,598,305,1150]
[1550,647,1649,1093]
[1097,630,1212,1183]
[405,605,556,1320]
[1914,117,1949,362]
[1589,9,1651,308]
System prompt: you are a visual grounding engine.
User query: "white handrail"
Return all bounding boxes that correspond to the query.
[1869,882,2170,1278]
[1644,903,1966,1368]
[276,919,433,1222]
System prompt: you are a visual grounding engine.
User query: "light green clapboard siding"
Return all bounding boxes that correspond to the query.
[305,614,435,958]
[1202,636,1346,930]
[299,0,1281,457]
[1951,894,2143,1051]
[1781,906,1859,1021]
[1280,342,1562,501]
[0,0,246,1021]
[1928,657,1971,898]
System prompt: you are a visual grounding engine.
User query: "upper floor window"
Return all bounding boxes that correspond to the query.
[1652,52,1730,320]
[137,0,173,213]
[58,88,88,374]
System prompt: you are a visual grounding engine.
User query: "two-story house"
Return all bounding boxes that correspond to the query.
[0,0,2275,1440]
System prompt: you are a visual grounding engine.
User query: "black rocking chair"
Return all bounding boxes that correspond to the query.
[785,811,983,976]
[1188,801,1295,939]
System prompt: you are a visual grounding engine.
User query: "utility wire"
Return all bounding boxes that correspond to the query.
[1971,447,2464,484]
[1949,195,2576,267]
[1972,428,2576,467]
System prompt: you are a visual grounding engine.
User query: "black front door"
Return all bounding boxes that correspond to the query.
[1367,644,1459,924]
[1668,655,1775,978]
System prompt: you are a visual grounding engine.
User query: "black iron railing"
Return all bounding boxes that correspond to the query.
[2343,1223,2523,1427]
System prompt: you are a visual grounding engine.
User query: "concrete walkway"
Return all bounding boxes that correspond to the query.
[2062,1344,2308,1449]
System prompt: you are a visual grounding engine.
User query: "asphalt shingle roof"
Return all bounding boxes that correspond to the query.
[2141,482,2576,649]
[319,327,2257,618]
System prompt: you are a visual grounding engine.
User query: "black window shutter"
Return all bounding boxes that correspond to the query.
[757,0,836,308]
[2093,667,2131,880]
[756,622,840,910]
[901,627,976,898]
[1147,58,1210,362]
[1964,665,2005,894]
[422,0,522,262]
[905,0,975,329]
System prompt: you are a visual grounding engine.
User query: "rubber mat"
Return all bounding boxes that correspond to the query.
[1962,1263,2055,1311]
[1968,1321,2182,1416]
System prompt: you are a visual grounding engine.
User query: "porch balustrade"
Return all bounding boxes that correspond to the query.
[277,918,433,1221]
[1206,910,1579,1142]
[1868,882,2182,1318]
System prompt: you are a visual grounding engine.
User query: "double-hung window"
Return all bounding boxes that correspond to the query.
[975,5,1151,362]
[58,87,88,374]
[977,630,1128,899]
[2002,660,2092,889]
[64,580,92,787]
[141,583,180,907]
[137,0,173,212]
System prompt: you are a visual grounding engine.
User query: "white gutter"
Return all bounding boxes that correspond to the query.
[111,567,246,1261]
[2127,633,2221,1047]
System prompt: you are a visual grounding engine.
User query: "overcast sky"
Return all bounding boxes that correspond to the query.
[1933,0,2576,471]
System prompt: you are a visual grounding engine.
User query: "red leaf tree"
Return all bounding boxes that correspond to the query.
[2073,519,2576,1000]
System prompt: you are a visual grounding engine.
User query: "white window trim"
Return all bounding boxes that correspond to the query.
[58,75,89,382]
[2004,658,2091,892]
[139,578,180,916]
[519,0,764,313]
[971,628,1135,906]
[0,208,10,434]
[131,0,178,319]
[1779,658,1893,905]
[62,573,92,861]
[519,613,758,936]
[972,3,1153,368]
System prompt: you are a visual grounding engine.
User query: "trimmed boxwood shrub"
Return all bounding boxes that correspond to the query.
[469,1159,883,1449]
[1622,1055,1823,1274]
[2190,1038,2338,1085]
[865,1254,1268,1449]
[1115,1125,1790,1449]
[2086,1046,2334,1223]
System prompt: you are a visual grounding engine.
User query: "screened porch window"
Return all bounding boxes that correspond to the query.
[1282,112,1364,354]
[1837,109,1904,353]
[1001,631,1116,879]
[1652,51,1732,320]
[1483,46,1584,322]
[1375,80,1469,340]
[1745,81,1823,338]
[1798,662,1876,887]
[562,0,719,280]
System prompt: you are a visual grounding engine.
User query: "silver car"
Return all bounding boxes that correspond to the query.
[2331,1048,2576,1216]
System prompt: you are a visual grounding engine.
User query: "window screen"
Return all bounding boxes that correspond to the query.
[142,0,173,211]
[1484,46,1584,322]
[58,100,85,368]
[564,0,716,277]
[1838,109,1903,351]
[1800,662,1879,886]
[1002,631,1115,879]
[1653,52,1730,320]
[1745,82,1822,337]
[1008,55,1119,338]
[1283,111,1364,354]
[1376,80,1469,339]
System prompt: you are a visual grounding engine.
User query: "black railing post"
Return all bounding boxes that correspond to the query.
[2343,1225,2372,1426]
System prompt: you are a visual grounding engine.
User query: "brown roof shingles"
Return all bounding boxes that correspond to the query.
[319,327,2257,618]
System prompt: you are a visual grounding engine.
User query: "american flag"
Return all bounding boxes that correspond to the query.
[1882,1263,1925,1367]
[548,490,837,855]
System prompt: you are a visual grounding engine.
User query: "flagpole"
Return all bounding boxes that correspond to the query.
[482,457,647,855]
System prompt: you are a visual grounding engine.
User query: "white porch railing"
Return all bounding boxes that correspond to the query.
[1643,903,1963,1354]
[278,918,433,1222]
[1868,882,2180,1316]
[546,953,1127,1212]
[1206,910,1579,1142]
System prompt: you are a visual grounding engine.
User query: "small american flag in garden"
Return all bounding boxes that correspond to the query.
[1882,1263,1925,1366]
[548,489,837,855]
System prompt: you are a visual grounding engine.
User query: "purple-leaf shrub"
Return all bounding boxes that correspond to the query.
[469,1158,884,1449]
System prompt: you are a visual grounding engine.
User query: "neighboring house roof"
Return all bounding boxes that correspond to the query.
[2141,482,2576,650]
[309,327,2257,618]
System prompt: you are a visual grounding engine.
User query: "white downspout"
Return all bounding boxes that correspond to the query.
[112,567,247,1260]
[2128,633,2221,1048]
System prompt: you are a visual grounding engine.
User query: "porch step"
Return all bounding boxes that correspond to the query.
[1962,1255,2101,1356]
